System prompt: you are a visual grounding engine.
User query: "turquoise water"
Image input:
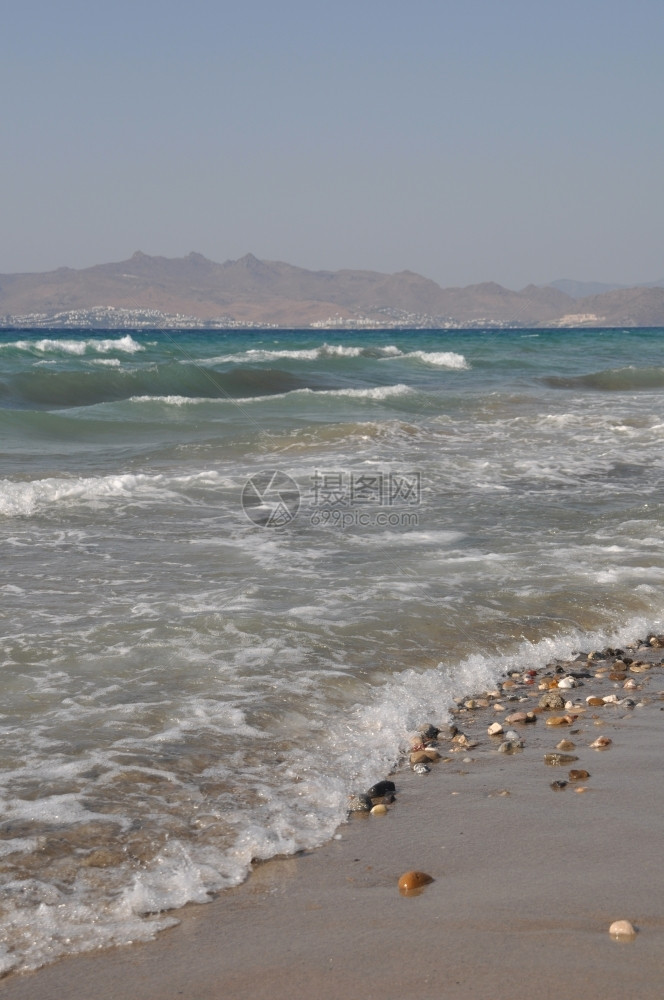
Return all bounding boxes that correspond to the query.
[1,326,663,970]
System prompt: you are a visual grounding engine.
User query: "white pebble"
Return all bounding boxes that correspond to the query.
[609,919,636,938]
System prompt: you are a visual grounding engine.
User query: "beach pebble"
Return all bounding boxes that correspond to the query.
[410,751,431,765]
[348,794,372,813]
[398,870,434,892]
[418,723,440,739]
[546,715,573,726]
[556,739,576,751]
[504,730,520,742]
[438,723,458,739]
[367,780,396,798]
[539,692,566,710]
[623,678,639,689]
[557,676,577,689]
[544,752,579,766]
[413,763,430,774]
[498,739,522,753]
[586,696,604,707]
[589,736,612,749]
[487,722,503,736]
[370,804,388,816]
[603,694,620,704]
[568,769,590,781]
[609,919,636,938]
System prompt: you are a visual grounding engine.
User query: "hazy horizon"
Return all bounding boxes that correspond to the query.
[3,0,663,289]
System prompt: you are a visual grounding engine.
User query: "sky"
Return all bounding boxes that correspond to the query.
[2,0,663,289]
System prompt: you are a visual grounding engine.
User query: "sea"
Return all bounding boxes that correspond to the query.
[1,326,663,972]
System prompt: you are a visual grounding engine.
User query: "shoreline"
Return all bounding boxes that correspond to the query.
[3,637,664,999]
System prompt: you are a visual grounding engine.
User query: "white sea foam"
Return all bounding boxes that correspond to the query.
[397,350,469,368]
[0,470,234,517]
[129,394,218,405]
[203,344,404,364]
[128,384,415,407]
[6,335,143,355]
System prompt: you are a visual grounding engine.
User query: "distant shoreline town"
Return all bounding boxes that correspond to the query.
[2,252,663,329]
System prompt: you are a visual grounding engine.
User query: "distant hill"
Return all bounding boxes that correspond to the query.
[1,252,663,328]
[549,277,664,300]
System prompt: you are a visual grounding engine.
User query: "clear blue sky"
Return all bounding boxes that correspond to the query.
[2,0,663,288]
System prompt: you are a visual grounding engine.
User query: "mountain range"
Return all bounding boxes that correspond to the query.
[1,252,663,329]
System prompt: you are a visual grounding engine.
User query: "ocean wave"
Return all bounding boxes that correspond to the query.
[127,384,415,407]
[202,345,468,369]
[543,366,664,391]
[0,363,324,408]
[397,350,468,368]
[233,383,415,404]
[205,344,404,363]
[2,335,144,355]
[0,470,232,517]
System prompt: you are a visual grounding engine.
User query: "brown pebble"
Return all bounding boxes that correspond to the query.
[589,736,612,750]
[568,769,590,781]
[586,697,605,707]
[574,786,589,793]
[398,870,434,892]
[546,715,572,726]
[505,711,531,724]
[556,739,576,751]
[370,804,388,816]
[410,751,430,765]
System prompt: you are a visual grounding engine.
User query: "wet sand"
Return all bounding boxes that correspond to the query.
[2,646,664,1000]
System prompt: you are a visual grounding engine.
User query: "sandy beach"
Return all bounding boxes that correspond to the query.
[2,640,663,1000]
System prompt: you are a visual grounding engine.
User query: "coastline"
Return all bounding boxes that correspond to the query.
[2,639,664,1000]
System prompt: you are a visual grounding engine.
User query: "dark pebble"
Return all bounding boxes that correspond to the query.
[367,780,396,798]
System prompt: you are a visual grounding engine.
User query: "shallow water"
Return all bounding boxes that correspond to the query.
[1,326,663,972]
